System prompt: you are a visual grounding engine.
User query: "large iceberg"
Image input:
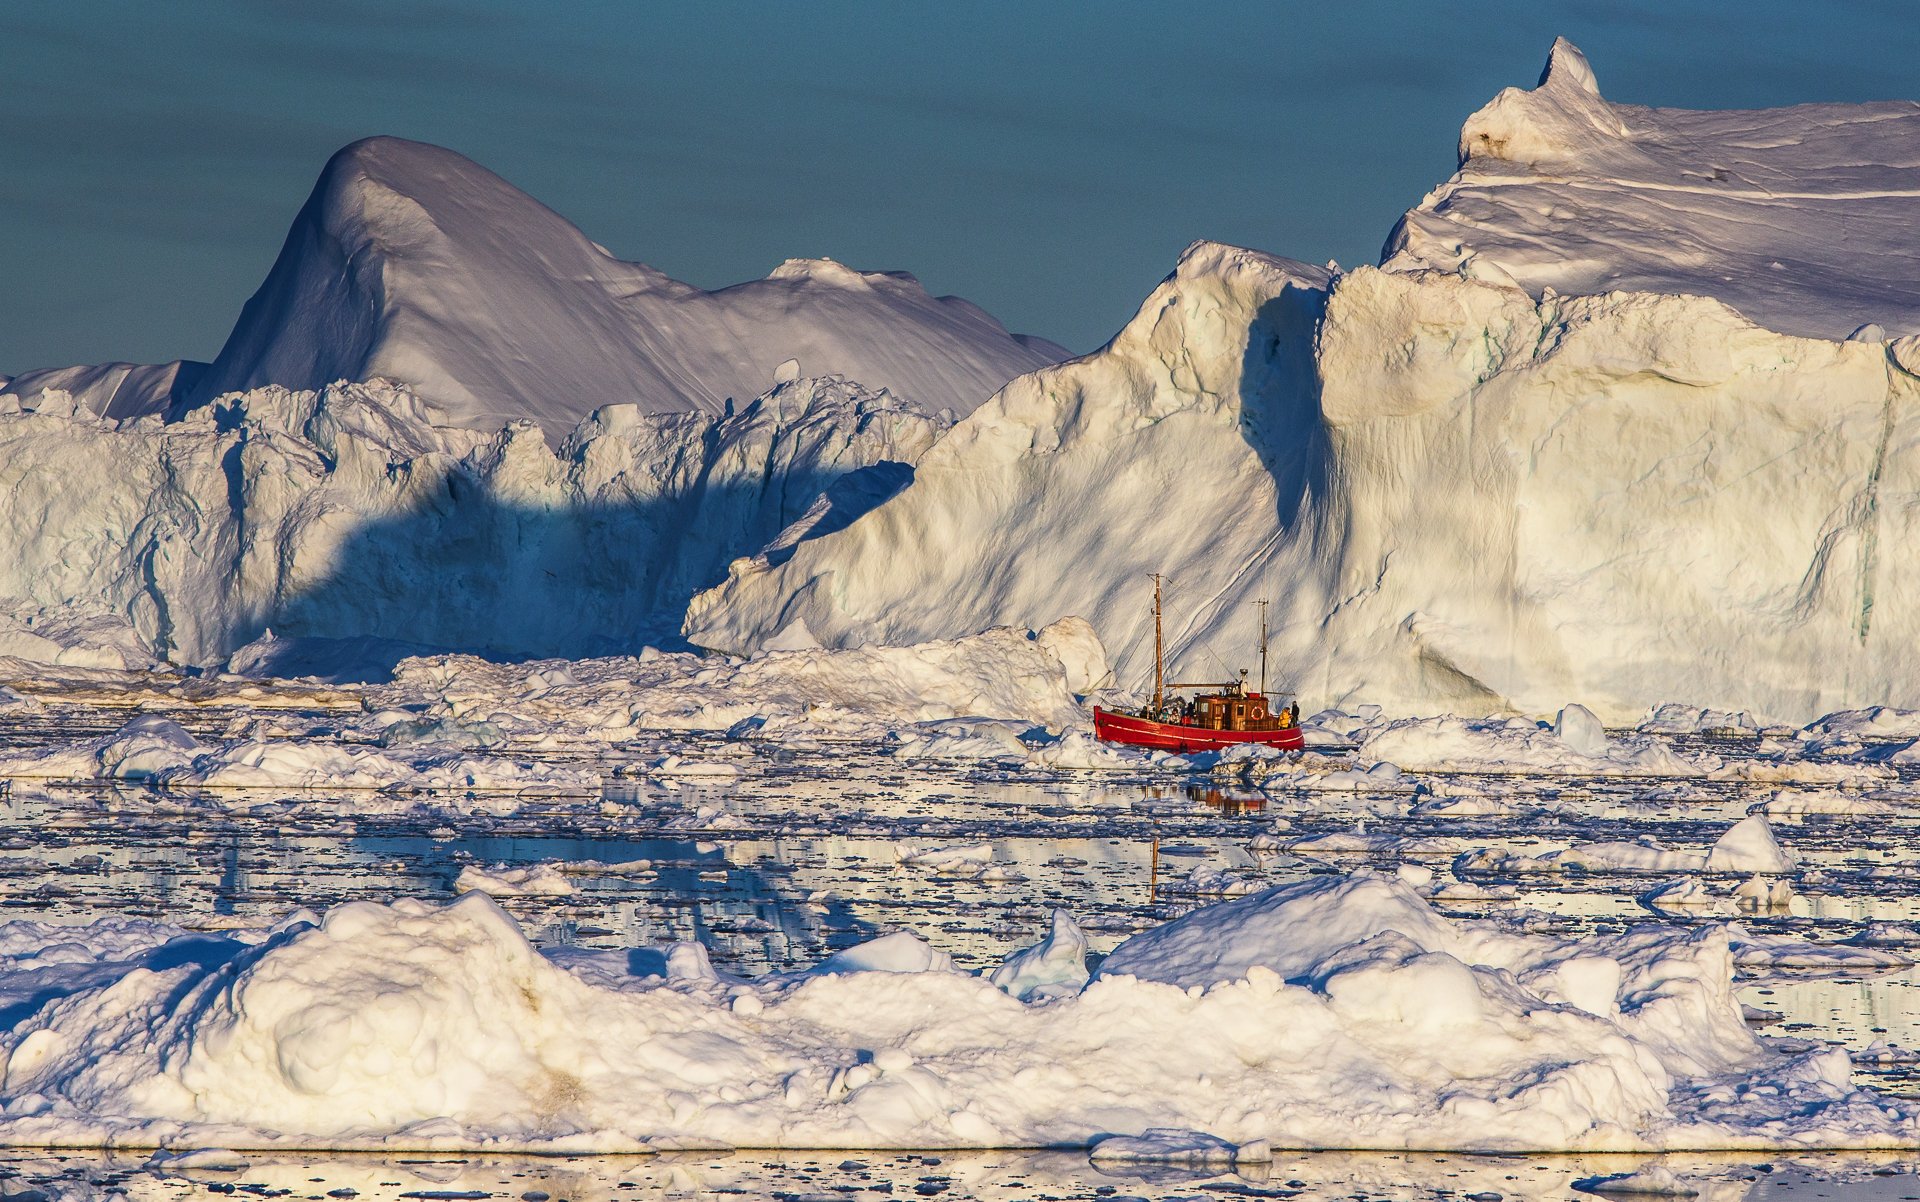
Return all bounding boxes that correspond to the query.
[185,137,1065,434]
[688,45,1920,724]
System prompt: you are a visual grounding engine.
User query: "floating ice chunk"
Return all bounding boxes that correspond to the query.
[1359,715,1705,776]
[1023,729,1138,770]
[1573,1165,1699,1196]
[1639,704,1760,736]
[524,665,578,690]
[1095,874,1464,989]
[1853,1039,1920,1064]
[1705,815,1795,873]
[1639,878,1722,914]
[145,1148,251,1171]
[808,930,956,975]
[376,715,505,749]
[1,881,1917,1150]
[1755,788,1893,817]
[664,940,718,983]
[95,716,201,780]
[989,910,1089,1001]
[1732,874,1795,913]
[454,863,574,896]
[1555,704,1608,756]
[1844,922,1920,948]
[1551,841,1706,874]
[1088,1127,1264,1165]
[1727,925,1911,972]
[895,843,1023,881]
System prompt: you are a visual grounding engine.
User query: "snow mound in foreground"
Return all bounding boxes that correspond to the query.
[182,137,1064,434]
[378,618,1107,739]
[1385,39,1920,341]
[0,875,1909,1152]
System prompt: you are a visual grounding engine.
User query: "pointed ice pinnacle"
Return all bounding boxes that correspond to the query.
[1537,36,1601,97]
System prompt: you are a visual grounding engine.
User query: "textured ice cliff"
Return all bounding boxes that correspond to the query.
[688,44,1920,724]
[0,375,940,670]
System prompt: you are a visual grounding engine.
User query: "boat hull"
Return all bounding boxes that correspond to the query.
[1093,706,1305,753]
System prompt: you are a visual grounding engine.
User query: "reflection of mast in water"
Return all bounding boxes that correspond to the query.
[216,831,243,916]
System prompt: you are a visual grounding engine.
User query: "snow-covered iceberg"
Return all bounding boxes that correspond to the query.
[175,137,1064,434]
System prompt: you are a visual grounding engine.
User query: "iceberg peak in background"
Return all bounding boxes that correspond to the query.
[6,137,1064,436]
[1384,39,1920,340]
[184,136,1065,434]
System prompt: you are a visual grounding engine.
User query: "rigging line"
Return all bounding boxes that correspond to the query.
[1166,527,1285,667]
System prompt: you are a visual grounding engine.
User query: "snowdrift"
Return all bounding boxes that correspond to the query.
[0,374,941,667]
[173,137,1064,434]
[689,44,1920,724]
[0,875,1907,1152]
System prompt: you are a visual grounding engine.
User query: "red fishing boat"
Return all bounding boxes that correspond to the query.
[1092,576,1304,753]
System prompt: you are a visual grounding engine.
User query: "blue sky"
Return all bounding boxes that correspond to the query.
[6,0,1920,370]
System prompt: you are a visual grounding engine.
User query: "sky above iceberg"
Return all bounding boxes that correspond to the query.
[6,0,1920,370]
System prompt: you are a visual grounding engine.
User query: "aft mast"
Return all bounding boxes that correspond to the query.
[1152,573,1165,714]
[1256,599,1269,696]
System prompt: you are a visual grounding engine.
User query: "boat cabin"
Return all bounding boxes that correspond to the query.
[1182,685,1294,732]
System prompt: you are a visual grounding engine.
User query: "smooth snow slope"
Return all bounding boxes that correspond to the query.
[1383,39,1920,341]
[0,360,204,421]
[182,138,1065,433]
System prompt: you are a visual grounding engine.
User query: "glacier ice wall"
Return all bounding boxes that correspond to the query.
[685,242,1338,696]
[687,240,1920,724]
[0,375,940,672]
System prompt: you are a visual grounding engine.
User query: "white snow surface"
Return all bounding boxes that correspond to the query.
[177,137,1064,434]
[0,875,1910,1153]
[1383,39,1920,342]
[369,618,1104,741]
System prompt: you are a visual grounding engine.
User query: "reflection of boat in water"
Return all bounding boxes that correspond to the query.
[1140,783,1267,814]
[1094,576,1305,753]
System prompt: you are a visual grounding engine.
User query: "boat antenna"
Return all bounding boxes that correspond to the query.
[1256,599,1269,695]
[1152,573,1165,713]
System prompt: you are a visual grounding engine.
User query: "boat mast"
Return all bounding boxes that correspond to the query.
[1256,599,1269,695]
[1152,573,1165,713]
